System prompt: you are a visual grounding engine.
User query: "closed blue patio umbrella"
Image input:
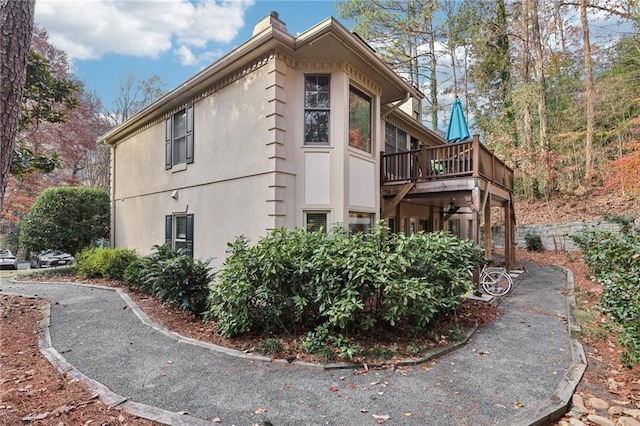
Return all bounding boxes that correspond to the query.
[445,97,471,143]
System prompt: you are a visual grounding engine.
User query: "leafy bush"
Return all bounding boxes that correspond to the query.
[19,187,110,256]
[206,223,484,359]
[572,220,640,366]
[524,233,544,252]
[124,244,213,315]
[76,247,138,280]
[103,249,138,281]
[76,248,108,278]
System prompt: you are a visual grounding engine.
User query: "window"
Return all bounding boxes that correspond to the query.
[349,86,372,153]
[349,212,374,234]
[305,211,328,232]
[165,106,194,169]
[385,122,408,154]
[385,122,408,177]
[304,75,330,144]
[165,214,194,257]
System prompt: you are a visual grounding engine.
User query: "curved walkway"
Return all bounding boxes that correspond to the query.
[0,263,585,426]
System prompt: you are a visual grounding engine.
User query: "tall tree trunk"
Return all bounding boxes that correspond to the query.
[581,0,595,183]
[530,0,549,153]
[0,0,36,214]
[521,0,534,197]
[495,0,516,145]
[530,0,552,195]
[429,28,438,130]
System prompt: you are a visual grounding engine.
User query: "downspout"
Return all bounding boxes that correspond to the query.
[381,92,410,119]
[108,142,116,248]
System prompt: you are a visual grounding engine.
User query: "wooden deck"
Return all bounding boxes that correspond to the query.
[380,135,513,192]
[379,135,516,270]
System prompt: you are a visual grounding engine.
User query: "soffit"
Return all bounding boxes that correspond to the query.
[292,20,420,105]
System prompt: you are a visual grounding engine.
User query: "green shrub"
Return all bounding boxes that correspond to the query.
[524,233,544,252]
[76,247,108,278]
[76,247,138,281]
[206,223,484,360]
[123,258,155,293]
[572,220,640,366]
[19,187,110,256]
[123,244,213,315]
[104,249,138,280]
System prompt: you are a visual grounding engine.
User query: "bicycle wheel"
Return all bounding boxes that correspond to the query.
[481,269,512,296]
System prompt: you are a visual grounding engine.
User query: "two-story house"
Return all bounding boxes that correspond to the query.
[100,12,516,269]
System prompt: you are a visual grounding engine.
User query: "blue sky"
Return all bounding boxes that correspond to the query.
[33,0,636,129]
[35,1,346,111]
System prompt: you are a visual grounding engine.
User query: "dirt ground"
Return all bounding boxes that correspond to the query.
[1,246,638,424]
[513,193,640,225]
[0,293,158,425]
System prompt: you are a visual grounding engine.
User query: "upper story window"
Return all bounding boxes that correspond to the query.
[385,122,407,154]
[165,105,194,169]
[304,75,330,145]
[348,86,372,153]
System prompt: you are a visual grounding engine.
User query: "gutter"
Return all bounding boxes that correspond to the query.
[381,91,411,119]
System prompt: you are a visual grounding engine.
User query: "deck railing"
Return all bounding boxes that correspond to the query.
[380,135,514,191]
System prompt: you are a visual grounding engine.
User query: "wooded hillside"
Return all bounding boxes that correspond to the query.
[339,0,640,205]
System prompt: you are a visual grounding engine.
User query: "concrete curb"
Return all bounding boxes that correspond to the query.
[497,264,587,426]
[37,302,212,426]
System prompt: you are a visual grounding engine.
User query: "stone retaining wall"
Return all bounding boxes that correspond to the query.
[488,219,638,251]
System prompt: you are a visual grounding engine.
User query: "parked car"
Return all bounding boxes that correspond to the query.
[30,250,75,268]
[0,249,19,270]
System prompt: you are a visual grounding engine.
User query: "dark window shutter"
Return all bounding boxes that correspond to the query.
[185,214,194,257]
[165,215,172,246]
[186,105,194,164]
[165,118,172,169]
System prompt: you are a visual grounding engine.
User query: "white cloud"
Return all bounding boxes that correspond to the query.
[174,45,197,65]
[173,44,225,66]
[35,0,255,61]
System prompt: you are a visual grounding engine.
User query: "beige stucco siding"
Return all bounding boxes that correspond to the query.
[112,63,277,198]
[102,16,456,267]
[113,172,283,269]
[111,57,299,264]
[291,68,381,225]
[348,155,376,210]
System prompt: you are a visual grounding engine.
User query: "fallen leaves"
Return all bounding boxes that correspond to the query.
[254,407,267,414]
[373,413,391,422]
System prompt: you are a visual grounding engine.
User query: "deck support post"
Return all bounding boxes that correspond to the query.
[396,200,403,234]
[504,198,513,272]
[472,182,481,246]
[484,192,492,260]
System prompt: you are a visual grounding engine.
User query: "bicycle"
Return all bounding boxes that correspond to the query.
[476,261,513,297]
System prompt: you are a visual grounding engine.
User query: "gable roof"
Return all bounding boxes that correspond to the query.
[100,14,422,146]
